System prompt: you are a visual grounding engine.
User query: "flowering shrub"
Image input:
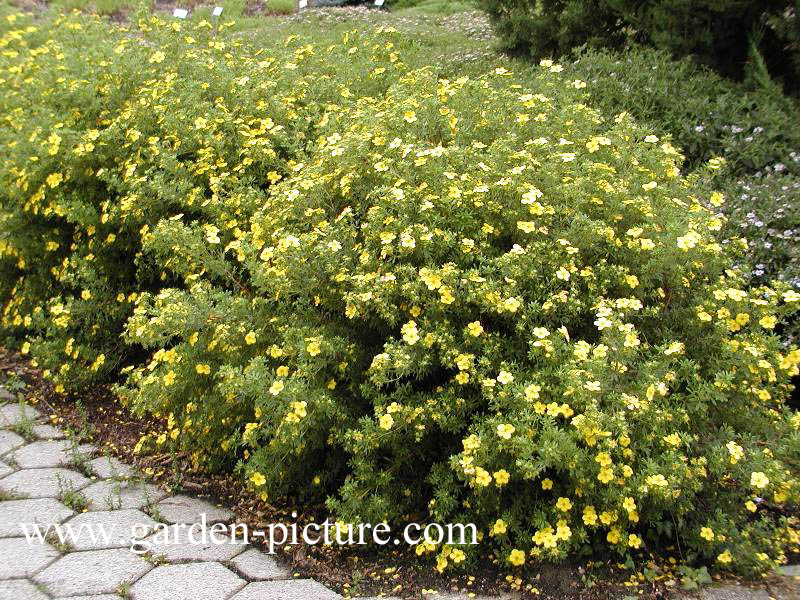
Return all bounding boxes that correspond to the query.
[3,10,800,577]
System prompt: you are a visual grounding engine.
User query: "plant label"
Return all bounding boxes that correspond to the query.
[172,8,188,18]
[212,6,223,15]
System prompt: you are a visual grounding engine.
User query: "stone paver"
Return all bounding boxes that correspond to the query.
[31,424,65,440]
[55,596,122,600]
[143,525,247,562]
[82,479,167,511]
[0,403,38,427]
[89,456,135,479]
[231,579,343,600]
[130,562,245,600]
[154,494,233,525]
[0,462,12,479]
[0,579,49,600]
[11,440,90,469]
[62,509,159,551]
[699,586,770,600]
[0,467,89,498]
[34,548,152,597]
[0,498,74,537]
[230,548,290,580]
[0,430,25,456]
[0,537,61,578]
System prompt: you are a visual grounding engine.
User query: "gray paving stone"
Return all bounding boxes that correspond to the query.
[0,498,74,537]
[62,509,159,551]
[231,579,343,600]
[0,430,25,456]
[0,387,14,401]
[54,596,122,600]
[82,479,167,511]
[0,579,49,600]
[11,440,78,469]
[130,562,246,600]
[230,548,290,580]
[699,586,770,600]
[781,564,800,576]
[0,467,89,498]
[0,403,39,427]
[143,524,247,562]
[32,424,66,440]
[89,456,135,479]
[0,460,12,479]
[155,494,234,525]
[34,548,152,597]
[0,536,61,578]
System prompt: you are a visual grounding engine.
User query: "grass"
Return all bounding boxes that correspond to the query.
[265,0,295,14]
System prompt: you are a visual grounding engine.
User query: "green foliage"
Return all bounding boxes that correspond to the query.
[566,46,800,176]
[2,10,800,579]
[482,0,799,93]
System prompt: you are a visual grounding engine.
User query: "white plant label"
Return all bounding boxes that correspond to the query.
[173,8,188,18]
[374,0,384,5]
[298,0,307,8]
[212,6,223,15]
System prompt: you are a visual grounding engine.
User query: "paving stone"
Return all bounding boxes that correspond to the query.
[231,579,343,600]
[62,509,159,551]
[82,479,167,511]
[230,548,290,580]
[130,562,246,600]
[54,596,122,600]
[0,430,25,456]
[143,524,247,562]
[0,467,89,498]
[0,403,39,427]
[699,586,770,600]
[781,564,800,576]
[0,461,12,479]
[0,498,74,537]
[32,424,66,440]
[89,456,135,479]
[0,536,61,578]
[11,440,80,469]
[155,494,234,525]
[0,388,14,401]
[34,548,152,597]
[0,579,50,600]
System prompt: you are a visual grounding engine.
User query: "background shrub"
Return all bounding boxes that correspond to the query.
[483,0,799,94]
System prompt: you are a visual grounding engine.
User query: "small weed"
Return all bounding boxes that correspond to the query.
[0,488,26,501]
[116,582,132,599]
[45,530,74,553]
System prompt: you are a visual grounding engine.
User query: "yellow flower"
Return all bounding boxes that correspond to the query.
[717,550,732,564]
[466,321,483,337]
[759,315,777,329]
[46,173,63,188]
[269,380,285,395]
[195,364,211,375]
[627,534,641,549]
[556,497,572,512]
[306,340,321,356]
[541,478,553,490]
[493,469,510,486]
[622,497,636,513]
[403,110,417,123]
[508,549,526,566]
[750,471,769,489]
[163,370,175,386]
[496,424,515,439]
[583,506,598,526]
[700,527,714,541]
[245,331,257,345]
[474,467,492,487]
[379,414,394,430]
[607,528,621,544]
[401,320,419,345]
[491,519,507,536]
[497,370,514,385]
[250,472,266,486]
